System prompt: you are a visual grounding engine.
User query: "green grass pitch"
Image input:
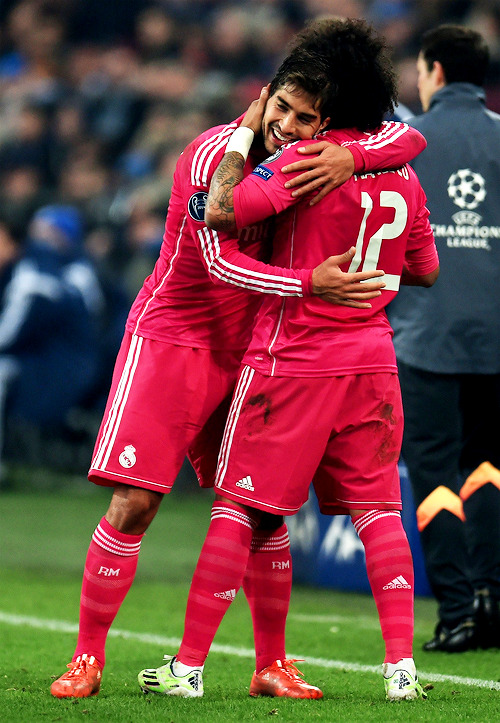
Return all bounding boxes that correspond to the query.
[1,469,499,722]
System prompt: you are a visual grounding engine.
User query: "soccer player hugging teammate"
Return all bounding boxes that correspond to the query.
[50,16,428,702]
[137,18,438,702]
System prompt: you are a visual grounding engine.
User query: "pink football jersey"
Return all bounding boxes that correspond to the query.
[233,128,439,376]
[126,119,429,356]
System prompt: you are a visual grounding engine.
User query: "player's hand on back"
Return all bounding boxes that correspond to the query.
[312,247,385,308]
[282,142,355,205]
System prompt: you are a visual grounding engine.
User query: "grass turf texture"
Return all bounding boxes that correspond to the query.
[1,468,499,722]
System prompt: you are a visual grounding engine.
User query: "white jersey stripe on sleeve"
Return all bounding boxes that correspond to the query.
[209,264,303,294]
[200,135,236,186]
[198,226,216,266]
[197,227,303,296]
[191,123,237,186]
[362,120,402,141]
[209,265,303,294]
[351,121,409,151]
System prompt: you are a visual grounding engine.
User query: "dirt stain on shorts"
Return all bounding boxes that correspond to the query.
[375,402,400,464]
[246,393,272,431]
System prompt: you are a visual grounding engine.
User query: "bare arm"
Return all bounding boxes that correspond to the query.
[205,87,269,234]
[205,151,243,234]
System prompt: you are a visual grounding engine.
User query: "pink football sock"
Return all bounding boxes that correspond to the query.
[243,524,291,673]
[177,501,257,667]
[353,510,414,663]
[74,516,143,668]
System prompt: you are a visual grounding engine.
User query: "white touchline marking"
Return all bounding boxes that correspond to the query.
[289,612,449,638]
[290,613,381,630]
[1,610,499,691]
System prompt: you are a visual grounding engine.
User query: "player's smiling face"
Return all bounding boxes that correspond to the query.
[262,84,330,155]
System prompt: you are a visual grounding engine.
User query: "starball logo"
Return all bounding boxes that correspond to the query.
[447,168,486,210]
[430,168,500,250]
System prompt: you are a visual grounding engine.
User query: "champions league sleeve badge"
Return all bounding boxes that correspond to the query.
[188,191,208,222]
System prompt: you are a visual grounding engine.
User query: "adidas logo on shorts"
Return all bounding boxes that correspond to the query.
[383,575,411,590]
[236,475,255,491]
[214,589,236,601]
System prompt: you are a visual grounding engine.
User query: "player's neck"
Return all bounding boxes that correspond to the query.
[251,137,269,162]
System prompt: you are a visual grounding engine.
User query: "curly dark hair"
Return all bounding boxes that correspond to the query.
[269,17,398,131]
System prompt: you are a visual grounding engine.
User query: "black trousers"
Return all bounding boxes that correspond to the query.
[398,360,500,625]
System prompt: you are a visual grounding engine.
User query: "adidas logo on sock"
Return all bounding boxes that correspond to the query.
[214,589,236,601]
[383,575,411,590]
[236,475,254,491]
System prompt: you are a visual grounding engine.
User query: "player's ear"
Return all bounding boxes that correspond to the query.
[433,60,447,86]
[318,117,330,133]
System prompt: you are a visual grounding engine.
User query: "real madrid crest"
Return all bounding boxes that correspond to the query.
[119,444,137,468]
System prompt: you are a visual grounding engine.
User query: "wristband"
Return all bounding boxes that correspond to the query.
[225,126,254,160]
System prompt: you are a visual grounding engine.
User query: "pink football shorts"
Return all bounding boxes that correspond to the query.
[89,332,242,493]
[215,365,403,515]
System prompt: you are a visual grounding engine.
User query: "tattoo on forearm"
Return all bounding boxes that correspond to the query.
[207,152,245,230]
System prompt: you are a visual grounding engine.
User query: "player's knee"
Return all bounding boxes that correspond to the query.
[106,484,163,534]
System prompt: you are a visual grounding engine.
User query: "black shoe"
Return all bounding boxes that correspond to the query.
[473,589,500,649]
[423,618,477,652]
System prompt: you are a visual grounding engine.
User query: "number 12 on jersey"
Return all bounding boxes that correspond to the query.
[348,190,408,292]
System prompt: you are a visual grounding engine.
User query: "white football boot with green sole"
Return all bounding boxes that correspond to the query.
[383,658,427,701]
[138,655,203,698]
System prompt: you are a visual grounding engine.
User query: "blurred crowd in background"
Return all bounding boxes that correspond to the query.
[0,0,499,473]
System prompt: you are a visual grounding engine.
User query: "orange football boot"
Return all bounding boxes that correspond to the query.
[249,659,323,699]
[50,654,102,698]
